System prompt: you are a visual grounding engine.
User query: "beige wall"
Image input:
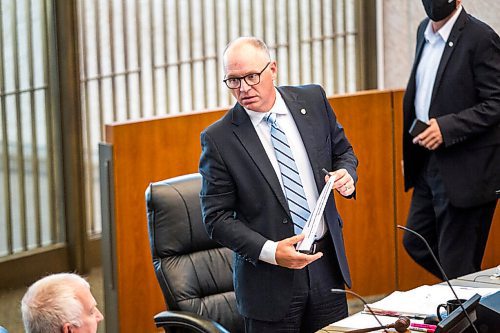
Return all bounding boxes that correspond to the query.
[382,0,500,89]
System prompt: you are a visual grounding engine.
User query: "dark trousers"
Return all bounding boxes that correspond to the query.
[244,234,348,333]
[403,155,497,279]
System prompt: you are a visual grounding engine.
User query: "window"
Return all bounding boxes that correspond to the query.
[0,0,64,257]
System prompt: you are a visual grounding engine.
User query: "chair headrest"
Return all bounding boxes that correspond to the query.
[146,173,221,258]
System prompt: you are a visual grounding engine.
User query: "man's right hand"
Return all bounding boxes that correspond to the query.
[275,234,323,269]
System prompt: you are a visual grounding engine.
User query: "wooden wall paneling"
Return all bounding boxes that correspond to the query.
[330,90,397,296]
[105,110,226,333]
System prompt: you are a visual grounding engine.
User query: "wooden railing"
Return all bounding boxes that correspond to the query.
[101,89,499,333]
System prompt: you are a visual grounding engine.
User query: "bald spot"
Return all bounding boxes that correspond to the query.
[223,37,270,72]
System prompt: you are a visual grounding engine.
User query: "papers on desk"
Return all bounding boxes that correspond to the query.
[364,284,497,319]
[328,284,498,331]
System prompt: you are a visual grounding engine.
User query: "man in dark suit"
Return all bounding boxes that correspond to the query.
[199,37,358,333]
[402,0,500,280]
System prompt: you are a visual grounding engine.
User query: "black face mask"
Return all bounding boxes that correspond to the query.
[422,0,457,21]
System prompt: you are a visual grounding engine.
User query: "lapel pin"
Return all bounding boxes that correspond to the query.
[300,108,307,115]
[448,41,454,47]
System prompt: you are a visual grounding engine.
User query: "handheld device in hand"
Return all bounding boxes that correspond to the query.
[409,118,430,137]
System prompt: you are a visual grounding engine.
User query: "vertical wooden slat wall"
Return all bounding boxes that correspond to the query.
[104,89,499,333]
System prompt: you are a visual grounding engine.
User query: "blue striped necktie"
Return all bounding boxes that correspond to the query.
[266,113,310,234]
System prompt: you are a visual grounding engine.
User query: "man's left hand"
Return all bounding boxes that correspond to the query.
[413,118,443,150]
[325,168,355,197]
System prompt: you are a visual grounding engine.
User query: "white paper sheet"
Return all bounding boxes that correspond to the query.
[296,175,336,252]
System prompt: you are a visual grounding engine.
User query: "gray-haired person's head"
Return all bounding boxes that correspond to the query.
[21,273,92,333]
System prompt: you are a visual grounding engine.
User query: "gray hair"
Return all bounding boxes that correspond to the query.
[223,36,271,64]
[21,273,90,333]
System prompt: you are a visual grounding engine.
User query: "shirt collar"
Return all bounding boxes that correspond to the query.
[424,5,462,44]
[245,88,288,126]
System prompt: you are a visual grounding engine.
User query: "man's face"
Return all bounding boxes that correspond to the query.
[68,285,104,333]
[224,43,277,113]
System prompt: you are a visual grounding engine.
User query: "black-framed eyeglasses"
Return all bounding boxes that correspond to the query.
[223,62,271,89]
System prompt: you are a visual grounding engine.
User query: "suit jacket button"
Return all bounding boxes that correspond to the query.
[282,218,288,224]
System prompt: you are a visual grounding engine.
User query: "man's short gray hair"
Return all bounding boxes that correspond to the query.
[21,273,90,333]
[223,36,271,63]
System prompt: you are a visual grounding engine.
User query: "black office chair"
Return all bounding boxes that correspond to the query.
[146,173,244,333]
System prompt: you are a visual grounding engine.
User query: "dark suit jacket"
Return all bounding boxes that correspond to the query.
[199,84,357,321]
[403,8,500,208]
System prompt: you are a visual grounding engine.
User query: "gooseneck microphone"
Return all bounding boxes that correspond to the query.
[397,225,479,333]
[330,289,410,333]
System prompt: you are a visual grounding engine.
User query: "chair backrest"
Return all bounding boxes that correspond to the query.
[146,173,243,332]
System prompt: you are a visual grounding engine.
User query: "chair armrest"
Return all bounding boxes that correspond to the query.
[154,311,230,333]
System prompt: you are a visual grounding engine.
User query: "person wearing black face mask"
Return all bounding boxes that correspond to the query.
[401,0,500,280]
[422,0,457,22]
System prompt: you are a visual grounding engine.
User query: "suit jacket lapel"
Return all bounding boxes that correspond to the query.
[277,87,322,190]
[414,20,428,78]
[407,19,429,111]
[431,9,467,107]
[230,104,289,214]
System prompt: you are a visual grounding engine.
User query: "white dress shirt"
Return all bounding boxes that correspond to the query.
[415,5,462,122]
[244,88,326,265]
